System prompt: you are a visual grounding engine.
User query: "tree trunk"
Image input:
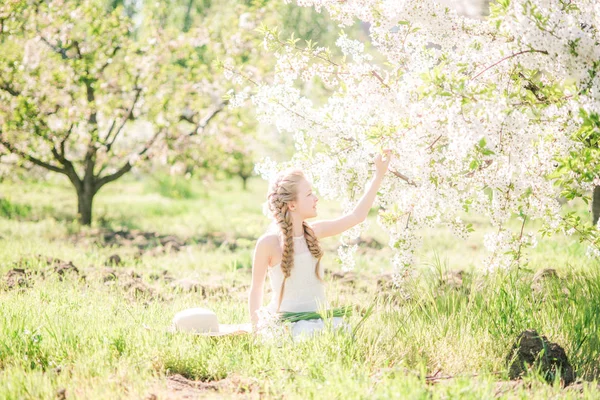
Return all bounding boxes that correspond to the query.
[76,177,96,226]
[183,0,194,32]
[593,185,600,227]
[76,189,94,226]
[241,175,248,191]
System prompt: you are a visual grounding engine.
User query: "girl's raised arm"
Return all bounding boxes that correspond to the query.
[312,150,392,239]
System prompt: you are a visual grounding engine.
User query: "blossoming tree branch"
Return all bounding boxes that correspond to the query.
[226,0,600,276]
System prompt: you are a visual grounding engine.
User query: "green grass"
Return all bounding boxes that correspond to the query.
[0,175,599,398]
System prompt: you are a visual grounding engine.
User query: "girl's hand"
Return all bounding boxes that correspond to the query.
[374,149,392,177]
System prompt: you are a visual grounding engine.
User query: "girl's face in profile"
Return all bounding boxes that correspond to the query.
[291,178,319,219]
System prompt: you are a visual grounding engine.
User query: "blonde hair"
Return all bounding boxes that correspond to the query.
[266,169,324,312]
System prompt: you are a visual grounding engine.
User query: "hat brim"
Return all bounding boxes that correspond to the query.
[195,323,252,337]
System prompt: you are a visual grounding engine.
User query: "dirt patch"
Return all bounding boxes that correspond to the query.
[203,284,235,299]
[565,380,600,395]
[491,380,525,396]
[167,278,238,300]
[533,268,559,281]
[121,279,160,300]
[439,270,466,290]
[106,230,186,257]
[75,229,259,256]
[3,268,36,290]
[374,273,412,306]
[145,374,260,399]
[101,267,119,283]
[329,271,359,287]
[88,267,164,302]
[191,232,256,252]
[3,255,83,289]
[103,231,185,249]
[45,257,80,281]
[70,229,187,257]
[376,272,397,291]
[507,329,575,387]
[434,270,472,297]
[530,268,569,301]
[72,229,258,256]
[97,267,142,283]
[149,269,176,283]
[170,278,204,293]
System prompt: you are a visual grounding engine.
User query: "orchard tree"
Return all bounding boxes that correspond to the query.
[228,0,600,274]
[0,0,266,225]
[170,109,259,190]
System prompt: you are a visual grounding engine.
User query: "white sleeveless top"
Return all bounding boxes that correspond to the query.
[265,235,328,313]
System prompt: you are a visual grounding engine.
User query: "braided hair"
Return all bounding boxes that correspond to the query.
[266,169,324,312]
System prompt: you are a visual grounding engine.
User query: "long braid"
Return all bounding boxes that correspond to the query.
[303,221,324,282]
[267,174,297,313]
[266,169,323,313]
[275,198,294,312]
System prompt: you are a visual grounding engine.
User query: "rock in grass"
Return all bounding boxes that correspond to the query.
[107,254,122,266]
[506,329,575,387]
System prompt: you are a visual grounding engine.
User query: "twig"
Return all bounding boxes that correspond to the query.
[426,135,443,152]
[471,49,548,81]
[514,215,527,267]
[425,370,503,384]
[391,169,417,187]
[273,36,391,90]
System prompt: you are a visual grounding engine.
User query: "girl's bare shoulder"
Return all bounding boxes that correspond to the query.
[256,233,282,252]
[256,233,283,266]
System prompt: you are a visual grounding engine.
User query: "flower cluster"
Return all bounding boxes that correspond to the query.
[240,0,600,275]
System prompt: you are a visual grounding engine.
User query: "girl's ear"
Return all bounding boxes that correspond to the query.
[288,202,296,211]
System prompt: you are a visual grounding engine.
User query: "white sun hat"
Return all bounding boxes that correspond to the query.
[171,307,252,337]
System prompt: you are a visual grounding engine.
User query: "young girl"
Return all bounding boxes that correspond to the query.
[248,150,392,339]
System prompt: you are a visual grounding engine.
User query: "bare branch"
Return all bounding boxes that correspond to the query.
[104,119,116,142]
[370,71,391,90]
[38,35,74,60]
[184,102,227,137]
[0,134,66,174]
[470,49,549,81]
[73,40,82,59]
[391,169,417,186]
[104,86,142,151]
[514,215,527,266]
[60,124,74,157]
[95,129,163,191]
[0,82,21,97]
[273,36,391,90]
[426,135,443,151]
[98,45,121,74]
[464,159,494,178]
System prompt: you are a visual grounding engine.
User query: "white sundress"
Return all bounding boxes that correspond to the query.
[260,234,351,341]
